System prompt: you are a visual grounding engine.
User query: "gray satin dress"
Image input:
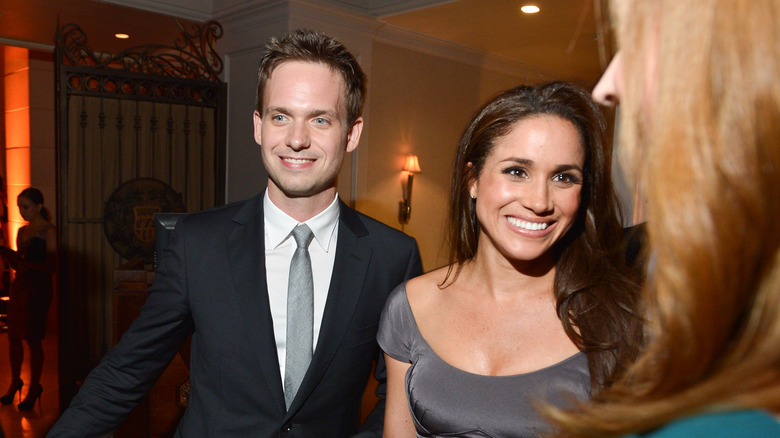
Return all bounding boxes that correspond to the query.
[377,283,591,438]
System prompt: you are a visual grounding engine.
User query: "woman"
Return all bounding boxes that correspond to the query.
[378,82,643,437]
[0,188,56,411]
[547,0,780,436]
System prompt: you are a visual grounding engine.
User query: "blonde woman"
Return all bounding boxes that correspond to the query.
[547,0,780,436]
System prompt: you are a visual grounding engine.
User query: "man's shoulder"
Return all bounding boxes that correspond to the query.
[179,195,261,230]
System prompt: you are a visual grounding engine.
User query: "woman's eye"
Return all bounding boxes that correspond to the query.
[553,173,582,184]
[504,167,527,178]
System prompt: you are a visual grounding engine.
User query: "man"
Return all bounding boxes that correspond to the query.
[48,29,422,437]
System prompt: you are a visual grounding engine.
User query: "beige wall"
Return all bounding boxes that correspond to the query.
[357,42,547,271]
[216,1,576,271]
[3,47,56,246]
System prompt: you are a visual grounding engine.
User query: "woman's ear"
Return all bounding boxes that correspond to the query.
[467,162,477,199]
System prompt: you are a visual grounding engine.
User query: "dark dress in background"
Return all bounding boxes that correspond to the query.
[7,224,54,340]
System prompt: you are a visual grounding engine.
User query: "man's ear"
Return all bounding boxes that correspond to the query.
[345,117,363,153]
[253,111,263,146]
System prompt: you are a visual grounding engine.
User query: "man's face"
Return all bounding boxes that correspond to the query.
[254,61,362,209]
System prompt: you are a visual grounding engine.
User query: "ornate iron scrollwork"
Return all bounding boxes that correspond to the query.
[57,21,224,81]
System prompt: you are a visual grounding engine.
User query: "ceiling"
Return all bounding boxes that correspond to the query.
[0,0,608,87]
[378,0,607,87]
[0,0,203,54]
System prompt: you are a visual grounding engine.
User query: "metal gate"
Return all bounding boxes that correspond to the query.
[55,21,226,406]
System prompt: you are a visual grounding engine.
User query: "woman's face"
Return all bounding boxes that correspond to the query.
[593,25,659,111]
[470,115,585,263]
[18,196,41,222]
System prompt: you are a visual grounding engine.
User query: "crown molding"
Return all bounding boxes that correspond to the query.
[0,37,54,52]
[288,0,380,37]
[316,0,454,17]
[96,0,214,21]
[373,23,562,81]
[213,1,288,34]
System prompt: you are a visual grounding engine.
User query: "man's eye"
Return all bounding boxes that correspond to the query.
[313,117,329,125]
[271,114,286,122]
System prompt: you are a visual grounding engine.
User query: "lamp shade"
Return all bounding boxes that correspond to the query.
[403,154,421,173]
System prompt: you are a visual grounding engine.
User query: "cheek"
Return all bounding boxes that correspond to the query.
[557,189,582,218]
[260,133,279,156]
[315,130,345,153]
[476,179,509,206]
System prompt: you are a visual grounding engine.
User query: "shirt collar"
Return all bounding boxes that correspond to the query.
[263,189,340,252]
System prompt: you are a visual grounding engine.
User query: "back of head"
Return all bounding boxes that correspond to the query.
[18,187,50,222]
[623,0,780,396]
[18,187,44,206]
[255,28,366,126]
[549,0,780,434]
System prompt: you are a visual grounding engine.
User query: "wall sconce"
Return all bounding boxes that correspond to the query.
[399,154,421,225]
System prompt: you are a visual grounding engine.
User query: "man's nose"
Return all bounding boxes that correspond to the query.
[286,121,311,151]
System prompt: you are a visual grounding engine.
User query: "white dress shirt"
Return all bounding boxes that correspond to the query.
[263,190,339,384]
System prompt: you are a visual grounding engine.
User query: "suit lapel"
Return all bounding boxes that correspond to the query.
[285,201,371,415]
[228,195,286,413]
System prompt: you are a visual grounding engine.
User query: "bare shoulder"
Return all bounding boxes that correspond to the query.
[405,265,451,314]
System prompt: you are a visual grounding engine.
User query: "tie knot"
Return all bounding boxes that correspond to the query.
[291,224,314,249]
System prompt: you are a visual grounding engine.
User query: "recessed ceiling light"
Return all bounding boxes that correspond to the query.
[521,5,540,14]
[115,33,130,39]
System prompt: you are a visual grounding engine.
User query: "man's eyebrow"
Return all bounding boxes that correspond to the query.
[264,106,339,118]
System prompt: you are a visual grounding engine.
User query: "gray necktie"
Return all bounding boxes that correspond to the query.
[284,224,314,409]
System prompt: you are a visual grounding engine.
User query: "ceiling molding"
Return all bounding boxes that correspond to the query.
[96,0,214,21]
[214,1,288,35]
[0,37,54,52]
[289,0,380,35]
[315,0,455,17]
[95,0,455,21]
[373,23,565,82]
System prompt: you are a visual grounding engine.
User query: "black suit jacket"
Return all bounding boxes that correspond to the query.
[49,194,423,437]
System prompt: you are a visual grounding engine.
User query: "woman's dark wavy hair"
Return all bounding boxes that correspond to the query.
[446,81,643,392]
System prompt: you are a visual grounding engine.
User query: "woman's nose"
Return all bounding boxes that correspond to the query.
[592,51,623,107]
[523,181,553,214]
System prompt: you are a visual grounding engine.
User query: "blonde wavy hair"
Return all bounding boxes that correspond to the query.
[547,0,780,435]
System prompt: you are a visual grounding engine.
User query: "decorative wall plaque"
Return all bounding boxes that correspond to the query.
[104,178,185,262]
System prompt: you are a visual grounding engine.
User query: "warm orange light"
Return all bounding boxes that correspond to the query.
[3,46,32,251]
[521,5,540,13]
[399,155,422,225]
[402,155,421,173]
[114,33,130,39]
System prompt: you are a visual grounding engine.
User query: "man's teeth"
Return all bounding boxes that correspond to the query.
[283,157,312,164]
[507,217,549,231]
